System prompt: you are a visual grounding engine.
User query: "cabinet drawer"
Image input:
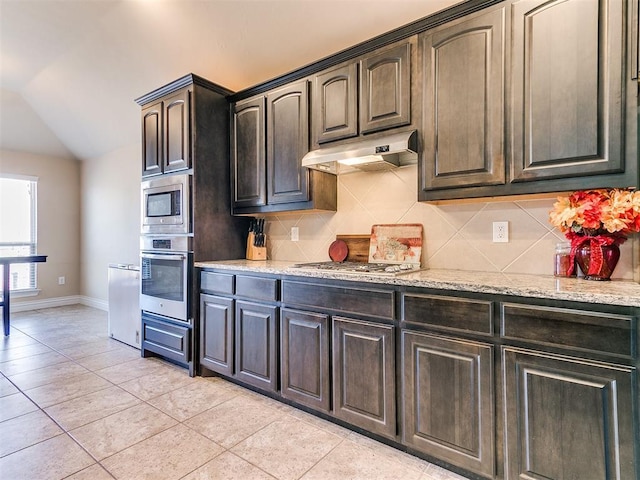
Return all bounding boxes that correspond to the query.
[500,303,635,360]
[200,271,234,295]
[142,314,190,364]
[282,280,395,320]
[236,275,278,302]
[401,293,493,336]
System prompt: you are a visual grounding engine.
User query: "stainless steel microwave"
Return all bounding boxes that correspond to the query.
[141,173,191,235]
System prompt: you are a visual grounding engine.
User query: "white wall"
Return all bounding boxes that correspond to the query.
[80,143,140,305]
[0,149,81,304]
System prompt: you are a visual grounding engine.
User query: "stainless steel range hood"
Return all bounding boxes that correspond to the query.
[302,130,418,174]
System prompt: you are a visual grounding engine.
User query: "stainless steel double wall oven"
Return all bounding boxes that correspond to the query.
[140,173,195,375]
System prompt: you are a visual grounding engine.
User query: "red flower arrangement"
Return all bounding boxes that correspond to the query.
[549,189,640,277]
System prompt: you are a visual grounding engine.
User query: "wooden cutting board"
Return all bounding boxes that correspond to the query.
[369,224,423,265]
[336,234,370,263]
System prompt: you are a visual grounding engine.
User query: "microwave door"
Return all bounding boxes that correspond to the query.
[141,175,191,234]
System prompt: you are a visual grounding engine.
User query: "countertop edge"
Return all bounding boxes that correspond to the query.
[195,261,640,308]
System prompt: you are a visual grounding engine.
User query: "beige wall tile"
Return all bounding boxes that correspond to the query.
[266,167,637,279]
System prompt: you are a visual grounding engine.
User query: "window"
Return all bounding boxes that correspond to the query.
[0,175,38,291]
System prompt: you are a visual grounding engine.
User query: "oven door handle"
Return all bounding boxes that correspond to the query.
[141,253,187,261]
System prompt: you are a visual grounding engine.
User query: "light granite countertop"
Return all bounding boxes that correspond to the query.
[195,260,640,308]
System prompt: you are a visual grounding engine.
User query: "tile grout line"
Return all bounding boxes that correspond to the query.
[2,317,202,478]
[13,321,269,478]
[4,306,470,480]
[2,326,129,477]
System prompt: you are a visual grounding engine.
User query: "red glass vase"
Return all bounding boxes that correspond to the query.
[574,241,620,281]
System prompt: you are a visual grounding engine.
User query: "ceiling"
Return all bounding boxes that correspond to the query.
[0,0,459,162]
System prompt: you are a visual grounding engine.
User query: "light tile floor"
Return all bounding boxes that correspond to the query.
[0,305,471,480]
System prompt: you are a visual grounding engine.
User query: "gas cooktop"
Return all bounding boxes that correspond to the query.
[290,261,421,276]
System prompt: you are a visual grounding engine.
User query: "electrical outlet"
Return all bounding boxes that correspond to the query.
[58,276,66,285]
[492,221,509,243]
[291,226,299,242]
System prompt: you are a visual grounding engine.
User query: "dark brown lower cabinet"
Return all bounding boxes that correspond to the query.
[402,331,494,477]
[280,308,330,412]
[502,347,637,480]
[332,316,395,439]
[235,300,278,391]
[200,268,639,479]
[199,294,234,376]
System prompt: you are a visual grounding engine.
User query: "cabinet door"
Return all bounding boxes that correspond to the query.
[231,96,267,209]
[235,300,278,391]
[141,101,163,177]
[510,0,625,181]
[280,308,330,412]
[360,42,411,134]
[503,347,637,480]
[266,81,310,205]
[163,89,191,174]
[199,294,234,376]
[402,331,494,478]
[332,316,395,439]
[420,6,505,191]
[312,63,358,144]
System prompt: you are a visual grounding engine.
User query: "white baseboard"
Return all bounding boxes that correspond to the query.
[80,296,109,311]
[10,295,82,312]
[9,295,109,312]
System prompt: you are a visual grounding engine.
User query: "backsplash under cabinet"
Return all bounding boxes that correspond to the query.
[263,167,638,281]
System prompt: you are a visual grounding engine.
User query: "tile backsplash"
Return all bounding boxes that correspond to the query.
[266,166,638,280]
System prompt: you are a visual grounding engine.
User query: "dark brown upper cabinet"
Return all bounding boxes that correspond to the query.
[419,0,637,201]
[311,39,414,148]
[266,83,310,205]
[141,88,190,177]
[360,42,411,134]
[231,95,267,209]
[141,101,162,177]
[231,81,336,215]
[510,0,625,182]
[420,6,506,192]
[312,63,358,144]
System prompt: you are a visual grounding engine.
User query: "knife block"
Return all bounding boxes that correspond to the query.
[246,232,267,261]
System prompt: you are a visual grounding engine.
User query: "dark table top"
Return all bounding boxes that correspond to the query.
[0,255,47,265]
